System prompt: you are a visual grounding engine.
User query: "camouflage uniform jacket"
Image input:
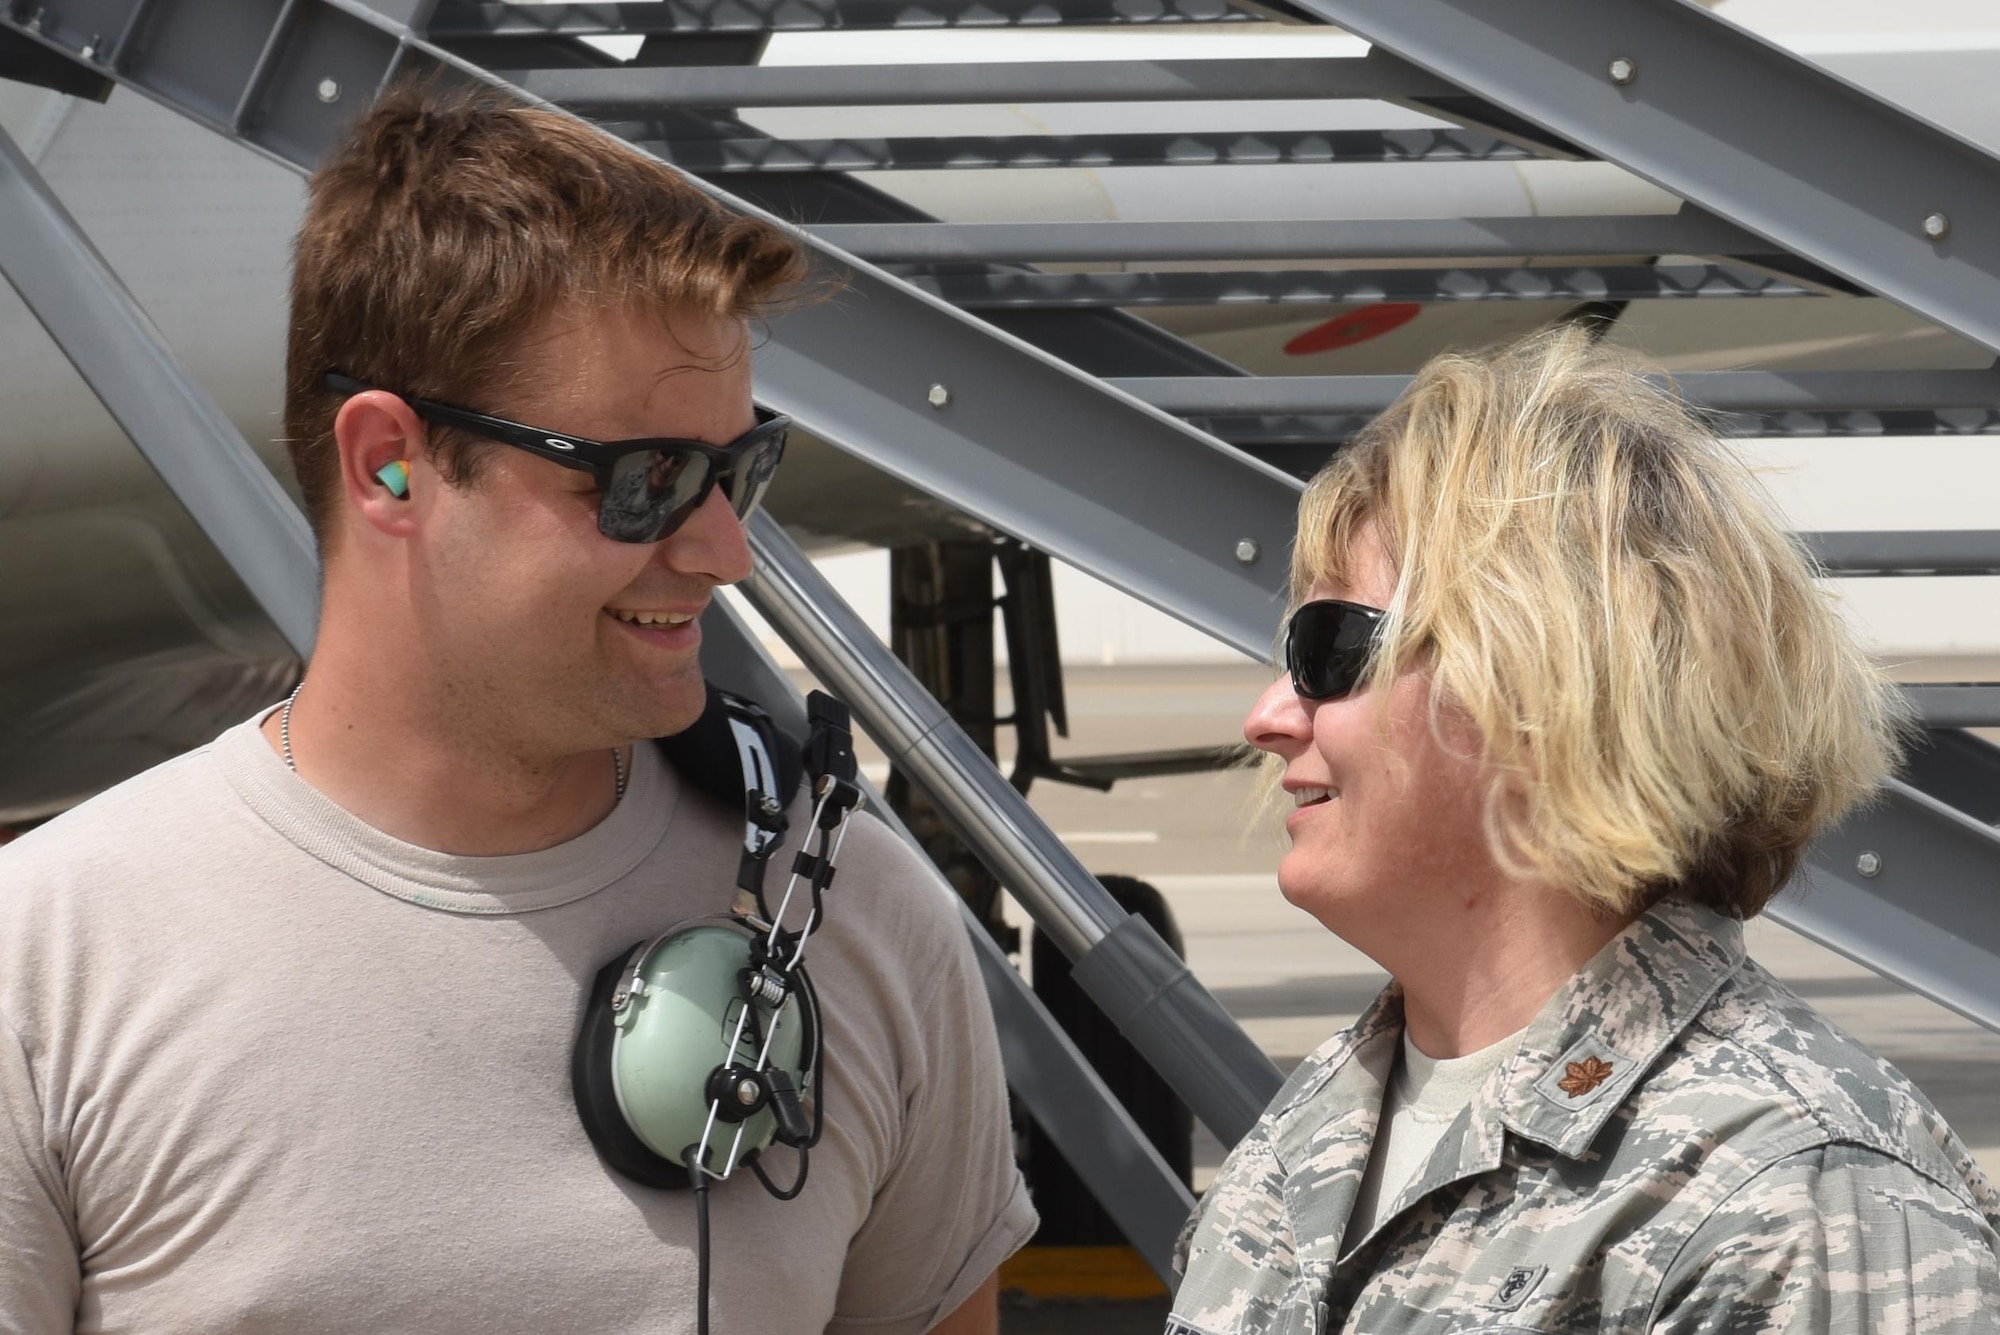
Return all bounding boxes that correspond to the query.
[1170,898,2000,1334]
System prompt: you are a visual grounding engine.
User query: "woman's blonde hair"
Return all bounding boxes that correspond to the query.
[1294,325,1908,918]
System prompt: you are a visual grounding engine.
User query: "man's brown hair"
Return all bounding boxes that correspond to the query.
[285,84,807,548]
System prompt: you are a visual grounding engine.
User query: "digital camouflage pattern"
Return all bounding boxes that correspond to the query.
[1170,899,2000,1334]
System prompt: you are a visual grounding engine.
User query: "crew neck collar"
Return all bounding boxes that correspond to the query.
[1396,1025,1522,1121]
[218,710,678,915]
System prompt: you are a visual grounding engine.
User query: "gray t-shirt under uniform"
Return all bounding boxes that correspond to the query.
[0,714,1035,1334]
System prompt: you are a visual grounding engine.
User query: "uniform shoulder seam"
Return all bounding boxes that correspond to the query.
[1647,1137,1983,1326]
[1687,997,1844,1142]
[1690,980,1965,1190]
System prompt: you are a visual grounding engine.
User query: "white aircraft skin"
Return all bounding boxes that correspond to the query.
[1,2,1996,823]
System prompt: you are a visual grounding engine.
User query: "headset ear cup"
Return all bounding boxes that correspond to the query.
[572,948,692,1190]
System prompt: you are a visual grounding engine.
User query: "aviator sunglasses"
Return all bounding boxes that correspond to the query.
[1285,598,1387,701]
[325,372,791,545]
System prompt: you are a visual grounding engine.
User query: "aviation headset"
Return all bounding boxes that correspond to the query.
[571,683,861,1329]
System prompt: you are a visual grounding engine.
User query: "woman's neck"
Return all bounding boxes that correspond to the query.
[1388,884,1636,1058]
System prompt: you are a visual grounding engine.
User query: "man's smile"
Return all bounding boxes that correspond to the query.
[605,603,706,648]
[608,607,698,627]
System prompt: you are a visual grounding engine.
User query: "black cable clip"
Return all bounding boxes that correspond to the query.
[759,1068,812,1146]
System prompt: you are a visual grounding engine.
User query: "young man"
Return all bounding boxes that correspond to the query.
[0,89,1034,1333]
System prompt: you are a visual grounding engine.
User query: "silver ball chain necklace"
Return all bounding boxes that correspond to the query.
[279,683,629,802]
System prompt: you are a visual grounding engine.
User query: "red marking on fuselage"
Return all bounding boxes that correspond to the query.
[1283,303,1422,356]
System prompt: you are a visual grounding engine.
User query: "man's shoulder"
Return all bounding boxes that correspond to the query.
[1,736,239,893]
[0,734,253,1023]
[1645,956,1991,1213]
[806,808,969,961]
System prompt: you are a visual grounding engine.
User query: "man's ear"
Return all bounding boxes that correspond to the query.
[333,390,427,538]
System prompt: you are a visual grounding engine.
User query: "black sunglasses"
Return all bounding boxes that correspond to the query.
[325,372,790,544]
[1285,599,1387,701]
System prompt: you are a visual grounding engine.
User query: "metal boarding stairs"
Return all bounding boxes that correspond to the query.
[5,0,2000,1288]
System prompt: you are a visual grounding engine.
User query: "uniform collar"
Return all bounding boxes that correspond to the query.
[1491,897,1745,1159]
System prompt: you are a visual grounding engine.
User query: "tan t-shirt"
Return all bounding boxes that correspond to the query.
[0,714,1035,1334]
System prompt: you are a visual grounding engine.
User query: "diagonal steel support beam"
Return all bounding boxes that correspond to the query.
[1791,780,2000,1036]
[0,124,320,656]
[1294,0,2000,356]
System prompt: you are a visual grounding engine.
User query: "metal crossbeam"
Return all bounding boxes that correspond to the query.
[638,128,1532,173]
[1804,531,2000,577]
[814,211,1772,264]
[1900,687,2000,730]
[0,23,112,97]
[0,126,320,655]
[1199,410,2000,452]
[1113,368,2000,417]
[1792,780,2000,1035]
[1727,409,2000,439]
[1295,0,2000,356]
[513,54,1463,108]
[903,263,1813,308]
[1902,729,2000,829]
[428,0,1256,35]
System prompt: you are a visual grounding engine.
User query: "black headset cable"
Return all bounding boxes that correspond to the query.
[685,1144,713,1335]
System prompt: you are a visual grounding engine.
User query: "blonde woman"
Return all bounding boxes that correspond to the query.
[1170,328,2000,1334]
